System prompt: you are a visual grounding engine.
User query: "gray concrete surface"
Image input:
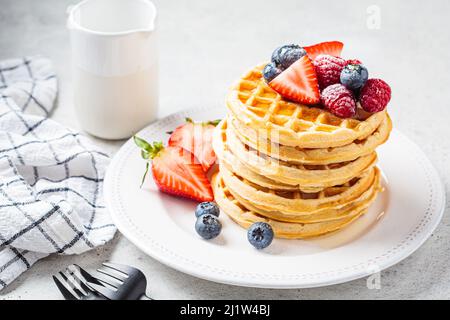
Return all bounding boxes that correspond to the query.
[0,0,449,299]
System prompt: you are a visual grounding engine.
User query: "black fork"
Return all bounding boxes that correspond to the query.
[52,265,106,300]
[85,262,152,300]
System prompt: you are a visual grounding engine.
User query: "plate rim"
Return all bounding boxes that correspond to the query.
[104,107,445,289]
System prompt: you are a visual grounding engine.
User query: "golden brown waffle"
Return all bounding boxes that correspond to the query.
[220,163,380,215]
[226,63,386,148]
[213,119,378,191]
[227,169,380,223]
[218,147,301,191]
[212,173,373,239]
[229,114,392,165]
[213,60,391,239]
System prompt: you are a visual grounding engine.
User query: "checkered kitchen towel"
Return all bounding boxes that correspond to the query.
[0,56,116,290]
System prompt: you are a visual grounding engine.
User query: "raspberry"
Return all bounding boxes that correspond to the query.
[346,59,362,65]
[313,54,346,90]
[360,79,391,112]
[321,84,356,118]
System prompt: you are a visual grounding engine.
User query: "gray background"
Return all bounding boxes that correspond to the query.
[0,0,449,299]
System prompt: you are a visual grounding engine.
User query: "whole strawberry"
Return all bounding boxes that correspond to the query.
[321,84,356,118]
[313,54,346,90]
[360,79,391,113]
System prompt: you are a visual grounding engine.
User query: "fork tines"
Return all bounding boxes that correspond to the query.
[52,265,91,300]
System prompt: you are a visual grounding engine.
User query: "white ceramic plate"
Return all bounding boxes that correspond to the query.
[104,107,445,288]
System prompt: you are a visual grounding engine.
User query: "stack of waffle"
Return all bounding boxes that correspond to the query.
[212,64,392,239]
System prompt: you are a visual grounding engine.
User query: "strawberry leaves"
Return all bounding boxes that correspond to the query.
[133,136,164,187]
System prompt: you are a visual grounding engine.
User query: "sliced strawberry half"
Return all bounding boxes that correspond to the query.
[134,137,214,202]
[168,118,219,172]
[269,55,320,105]
[304,41,344,61]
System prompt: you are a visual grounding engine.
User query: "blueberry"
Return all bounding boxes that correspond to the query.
[247,222,274,249]
[263,62,282,82]
[195,214,222,240]
[271,44,306,69]
[340,64,369,90]
[195,201,220,218]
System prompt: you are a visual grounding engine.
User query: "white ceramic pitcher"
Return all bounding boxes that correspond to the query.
[67,0,158,140]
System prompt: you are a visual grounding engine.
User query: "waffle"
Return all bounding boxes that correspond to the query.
[214,118,378,191]
[217,145,301,191]
[212,173,372,239]
[220,163,380,215]
[226,168,380,223]
[213,59,391,239]
[229,114,392,165]
[226,63,386,148]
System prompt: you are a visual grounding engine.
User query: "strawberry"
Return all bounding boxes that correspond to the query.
[134,137,214,202]
[168,118,219,172]
[304,41,344,61]
[269,55,320,105]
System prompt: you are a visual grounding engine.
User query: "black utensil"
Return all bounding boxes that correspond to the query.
[86,261,152,300]
[52,265,106,300]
